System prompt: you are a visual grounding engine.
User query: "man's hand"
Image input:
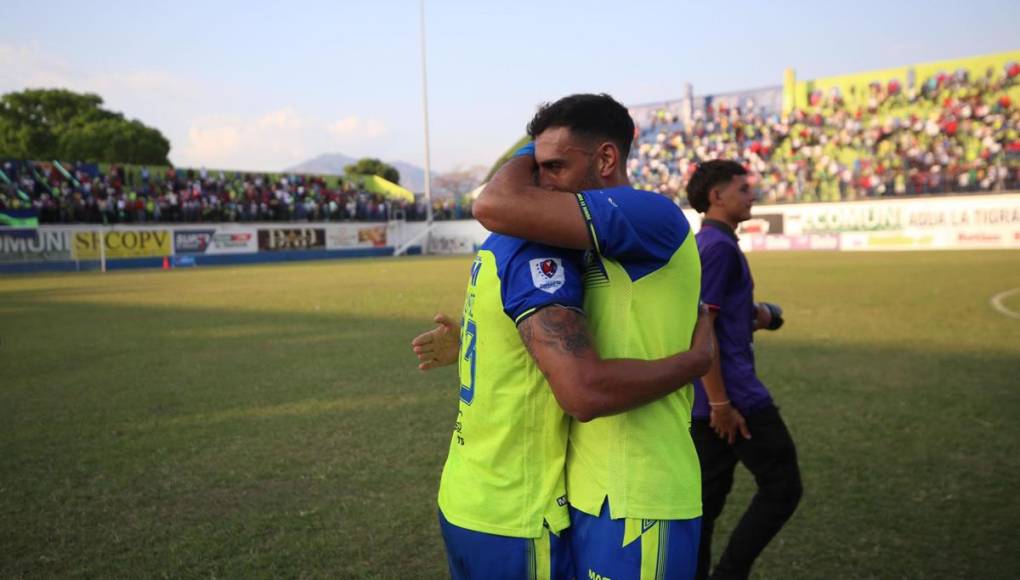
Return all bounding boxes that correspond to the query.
[518,304,718,422]
[411,313,460,371]
[710,403,751,445]
[689,304,717,374]
[754,302,784,331]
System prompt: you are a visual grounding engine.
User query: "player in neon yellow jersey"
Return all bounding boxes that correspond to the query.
[473,93,705,579]
[413,155,714,578]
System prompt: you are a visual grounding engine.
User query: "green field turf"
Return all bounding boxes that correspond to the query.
[2,251,1019,579]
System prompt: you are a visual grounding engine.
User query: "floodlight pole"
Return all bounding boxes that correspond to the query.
[419,0,434,236]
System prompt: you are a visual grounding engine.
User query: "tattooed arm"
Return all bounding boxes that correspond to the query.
[518,305,715,422]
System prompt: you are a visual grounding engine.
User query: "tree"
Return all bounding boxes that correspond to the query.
[344,158,400,185]
[0,88,170,165]
[433,165,487,199]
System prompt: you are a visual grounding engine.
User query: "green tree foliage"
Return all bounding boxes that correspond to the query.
[344,157,400,185]
[0,88,170,165]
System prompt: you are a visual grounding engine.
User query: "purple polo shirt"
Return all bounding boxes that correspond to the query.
[692,219,773,419]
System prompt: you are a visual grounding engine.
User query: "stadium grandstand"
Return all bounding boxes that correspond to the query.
[0,161,472,225]
[629,50,1020,204]
[2,50,1019,226]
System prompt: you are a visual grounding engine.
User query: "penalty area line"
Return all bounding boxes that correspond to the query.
[990,288,1020,320]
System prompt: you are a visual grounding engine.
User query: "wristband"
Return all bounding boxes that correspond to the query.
[762,302,784,331]
[512,142,536,158]
[709,400,730,407]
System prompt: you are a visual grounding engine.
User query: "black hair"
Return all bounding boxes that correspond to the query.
[526,93,635,159]
[685,160,748,213]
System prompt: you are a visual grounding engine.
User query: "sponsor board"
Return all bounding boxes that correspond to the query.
[789,205,904,233]
[783,195,1020,234]
[908,205,1020,228]
[357,225,387,247]
[427,235,475,255]
[325,227,358,249]
[325,225,388,249]
[174,229,257,255]
[749,234,840,251]
[72,230,172,259]
[0,229,71,263]
[861,232,935,250]
[956,232,1003,245]
[841,231,947,251]
[841,228,1020,251]
[949,229,1020,249]
[739,213,784,235]
[257,228,325,251]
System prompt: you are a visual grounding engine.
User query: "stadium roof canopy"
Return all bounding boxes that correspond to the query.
[349,174,415,202]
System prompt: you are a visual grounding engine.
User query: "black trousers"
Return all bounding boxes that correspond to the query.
[692,405,803,580]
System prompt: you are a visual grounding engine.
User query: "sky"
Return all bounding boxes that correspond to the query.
[2,0,1017,174]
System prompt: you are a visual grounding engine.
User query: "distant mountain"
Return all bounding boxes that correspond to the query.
[388,161,426,193]
[286,154,427,192]
[286,153,357,176]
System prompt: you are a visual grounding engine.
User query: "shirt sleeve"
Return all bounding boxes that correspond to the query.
[699,241,738,310]
[499,242,585,324]
[575,186,690,266]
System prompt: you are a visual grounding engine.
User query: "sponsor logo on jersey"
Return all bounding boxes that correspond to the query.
[530,257,565,293]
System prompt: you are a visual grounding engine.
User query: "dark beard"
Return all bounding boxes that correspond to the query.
[575,162,604,192]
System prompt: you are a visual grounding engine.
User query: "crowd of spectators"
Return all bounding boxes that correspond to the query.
[0,163,473,224]
[630,63,1020,204]
[5,63,1020,223]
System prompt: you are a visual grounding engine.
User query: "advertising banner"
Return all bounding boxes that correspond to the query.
[953,231,1011,248]
[0,229,70,262]
[357,225,387,247]
[427,235,476,255]
[848,231,942,251]
[325,224,388,249]
[841,228,1020,251]
[782,195,1020,235]
[175,228,258,255]
[738,213,785,236]
[72,230,172,259]
[749,234,840,252]
[257,228,325,251]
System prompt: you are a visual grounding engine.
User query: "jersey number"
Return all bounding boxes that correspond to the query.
[459,319,477,405]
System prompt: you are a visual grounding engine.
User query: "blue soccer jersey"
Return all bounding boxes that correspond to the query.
[568,186,703,521]
[567,185,704,580]
[438,233,584,538]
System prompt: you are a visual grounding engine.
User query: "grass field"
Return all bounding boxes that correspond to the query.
[2,251,1019,579]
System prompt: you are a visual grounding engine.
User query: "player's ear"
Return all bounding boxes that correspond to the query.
[596,142,618,178]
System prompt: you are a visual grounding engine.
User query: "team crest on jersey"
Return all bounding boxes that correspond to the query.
[529,257,565,294]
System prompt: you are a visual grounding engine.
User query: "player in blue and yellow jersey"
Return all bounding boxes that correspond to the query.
[473,94,706,580]
[412,147,716,579]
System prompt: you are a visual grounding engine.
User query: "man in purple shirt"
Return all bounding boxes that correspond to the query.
[687,160,802,580]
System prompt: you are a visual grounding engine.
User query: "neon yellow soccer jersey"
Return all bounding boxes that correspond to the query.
[437,233,585,538]
[568,186,703,521]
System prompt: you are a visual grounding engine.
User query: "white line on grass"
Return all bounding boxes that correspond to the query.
[990,288,1020,320]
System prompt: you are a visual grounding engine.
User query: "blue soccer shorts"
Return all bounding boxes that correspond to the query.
[569,501,701,580]
[439,509,574,580]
